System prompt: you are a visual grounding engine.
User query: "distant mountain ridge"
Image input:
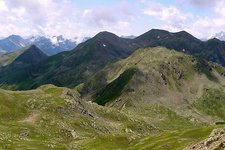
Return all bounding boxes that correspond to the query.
[26,35,77,55]
[0,35,28,52]
[0,35,89,55]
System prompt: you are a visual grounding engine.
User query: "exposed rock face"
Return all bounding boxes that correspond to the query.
[63,90,94,118]
[184,128,225,150]
[20,128,30,138]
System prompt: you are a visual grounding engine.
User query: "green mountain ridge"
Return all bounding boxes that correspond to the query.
[1,29,225,91]
[82,47,225,124]
[0,50,25,67]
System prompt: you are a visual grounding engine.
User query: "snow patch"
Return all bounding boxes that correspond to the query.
[50,36,58,45]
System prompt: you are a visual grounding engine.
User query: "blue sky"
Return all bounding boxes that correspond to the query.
[0,0,224,39]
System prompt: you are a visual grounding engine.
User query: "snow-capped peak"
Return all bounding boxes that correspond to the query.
[0,34,91,55]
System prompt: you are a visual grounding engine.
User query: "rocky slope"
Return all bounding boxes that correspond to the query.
[81,47,225,126]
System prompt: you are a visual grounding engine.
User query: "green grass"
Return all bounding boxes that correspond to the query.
[135,104,199,130]
[0,85,152,149]
[0,47,27,67]
[76,126,216,150]
[194,88,225,120]
[0,86,72,149]
[128,126,214,150]
[80,134,130,150]
[1,47,225,149]
[0,84,222,149]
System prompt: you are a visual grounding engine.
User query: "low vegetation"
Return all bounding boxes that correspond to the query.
[1,46,225,149]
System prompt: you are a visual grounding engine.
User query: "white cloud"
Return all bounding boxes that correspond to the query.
[2,0,225,39]
[0,0,7,11]
[0,0,135,38]
[190,0,225,38]
[143,1,192,31]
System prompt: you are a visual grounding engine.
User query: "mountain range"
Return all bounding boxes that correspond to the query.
[0,35,28,52]
[1,29,225,90]
[0,35,89,55]
[1,29,225,149]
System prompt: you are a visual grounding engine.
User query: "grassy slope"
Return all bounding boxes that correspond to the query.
[78,47,225,148]
[0,48,26,67]
[128,126,214,150]
[193,88,225,121]
[1,47,225,149]
[85,47,197,95]
[0,84,156,149]
[0,83,220,149]
[77,127,214,150]
[82,47,225,124]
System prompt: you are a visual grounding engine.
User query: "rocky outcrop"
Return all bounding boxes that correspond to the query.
[184,128,225,150]
[63,90,94,118]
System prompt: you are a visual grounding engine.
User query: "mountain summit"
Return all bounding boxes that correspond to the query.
[0,35,28,52]
[13,45,47,65]
[134,29,202,53]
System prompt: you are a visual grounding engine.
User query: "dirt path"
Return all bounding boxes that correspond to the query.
[20,112,39,123]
